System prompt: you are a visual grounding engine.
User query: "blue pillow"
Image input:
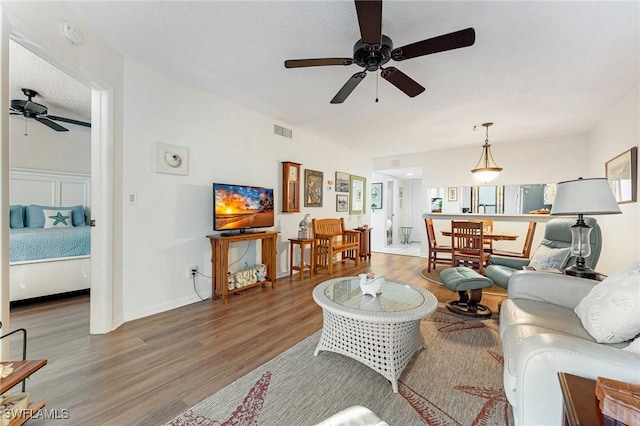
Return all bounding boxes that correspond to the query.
[9,205,23,228]
[25,205,86,228]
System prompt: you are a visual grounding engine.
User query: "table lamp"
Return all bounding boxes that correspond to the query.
[550,177,621,278]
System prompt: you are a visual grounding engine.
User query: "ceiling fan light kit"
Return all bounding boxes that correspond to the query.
[284,0,476,103]
[471,122,503,183]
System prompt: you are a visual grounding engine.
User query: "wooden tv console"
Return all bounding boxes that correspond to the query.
[207,231,279,304]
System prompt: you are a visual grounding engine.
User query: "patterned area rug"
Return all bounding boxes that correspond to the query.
[167,307,512,426]
[419,267,445,284]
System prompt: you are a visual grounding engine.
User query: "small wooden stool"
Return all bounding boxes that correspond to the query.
[288,238,314,280]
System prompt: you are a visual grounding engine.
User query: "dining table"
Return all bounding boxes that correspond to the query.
[441,230,519,241]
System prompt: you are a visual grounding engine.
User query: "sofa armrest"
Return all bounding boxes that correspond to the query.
[507,270,598,309]
[488,255,530,269]
[515,333,640,426]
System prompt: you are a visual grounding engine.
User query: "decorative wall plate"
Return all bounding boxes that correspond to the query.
[156,142,189,175]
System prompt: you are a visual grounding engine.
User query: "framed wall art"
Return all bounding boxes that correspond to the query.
[447,187,458,202]
[304,169,324,207]
[605,146,637,204]
[370,182,383,209]
[336,194,348,212]
[335,171,350,193]
[156,143,189,176]
[349,175,366,215]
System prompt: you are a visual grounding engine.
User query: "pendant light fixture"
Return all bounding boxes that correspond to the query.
[471,122,502,182]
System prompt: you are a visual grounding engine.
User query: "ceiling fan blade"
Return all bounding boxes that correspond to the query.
[381,67,425,97]
[392,28,476,61]
[355,0,382,52]
[330,72,367,104]
[46,115,91,128]
[285,58,353,68]
[34,116,69,132]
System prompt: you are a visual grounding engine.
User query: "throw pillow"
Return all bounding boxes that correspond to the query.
[574,266,640,344]
[43,209,74,229]
[25,205,86,227]
[528,245,572,270]
[9,205,23,229]
[605,261,640,281]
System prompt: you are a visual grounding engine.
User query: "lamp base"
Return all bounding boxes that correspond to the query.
[564,265,598,280]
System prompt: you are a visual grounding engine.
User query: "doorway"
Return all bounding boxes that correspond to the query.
[8,40,92,309]
[2,29,115,336]
[386,181,394,245]
[372,176,422,257]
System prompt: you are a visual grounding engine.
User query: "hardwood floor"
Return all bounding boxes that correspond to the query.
[7,253,506,425]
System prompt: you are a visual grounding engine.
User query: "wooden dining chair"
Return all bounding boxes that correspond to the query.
[450,221,491,274]
[470,219,494,253]
[492,221,537,258]
[425,218,452,272]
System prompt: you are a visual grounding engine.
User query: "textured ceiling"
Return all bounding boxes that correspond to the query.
[9,40,91,126]
[63,1,638,157]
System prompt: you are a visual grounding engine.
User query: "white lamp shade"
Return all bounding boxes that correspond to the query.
[550,178,621,215]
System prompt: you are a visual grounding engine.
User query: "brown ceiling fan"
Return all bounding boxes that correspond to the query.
[284,0,476,104]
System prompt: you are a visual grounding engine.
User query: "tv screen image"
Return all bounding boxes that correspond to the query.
[213,183,274,231]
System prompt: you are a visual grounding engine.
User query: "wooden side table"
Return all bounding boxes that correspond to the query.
[289,238,314,280]
[208,231,279,304]
[355,227,372,260]
[558,372,623,426]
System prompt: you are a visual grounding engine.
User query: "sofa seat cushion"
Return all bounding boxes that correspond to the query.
[500,298,595,341]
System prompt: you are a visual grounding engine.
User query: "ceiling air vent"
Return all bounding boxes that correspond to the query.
[274,124,292,139]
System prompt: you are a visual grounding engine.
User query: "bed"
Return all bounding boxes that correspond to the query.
[9,169,91,302]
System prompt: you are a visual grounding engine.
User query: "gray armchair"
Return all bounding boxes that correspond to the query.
[485,218,602,288]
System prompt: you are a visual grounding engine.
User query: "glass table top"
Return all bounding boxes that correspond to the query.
[323,277,426,313]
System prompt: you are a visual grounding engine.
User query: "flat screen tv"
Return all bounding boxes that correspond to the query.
[213,183,274,233]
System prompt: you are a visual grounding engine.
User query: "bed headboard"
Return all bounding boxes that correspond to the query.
[10,168,90,208]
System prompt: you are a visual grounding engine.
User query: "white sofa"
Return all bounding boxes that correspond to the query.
[500,270,640,426]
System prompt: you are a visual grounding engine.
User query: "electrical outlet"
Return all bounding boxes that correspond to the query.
[186,264,198,278]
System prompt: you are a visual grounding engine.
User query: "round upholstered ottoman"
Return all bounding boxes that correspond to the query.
[440,266,493,317]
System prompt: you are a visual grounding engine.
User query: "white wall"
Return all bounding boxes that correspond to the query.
[586,82,639,273]
[9,116,91,173]
[121,60,373,321]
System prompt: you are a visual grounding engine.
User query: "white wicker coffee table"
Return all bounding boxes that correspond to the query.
[312,277,437,393]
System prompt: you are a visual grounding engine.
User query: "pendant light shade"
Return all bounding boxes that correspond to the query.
[471,122,502,182]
